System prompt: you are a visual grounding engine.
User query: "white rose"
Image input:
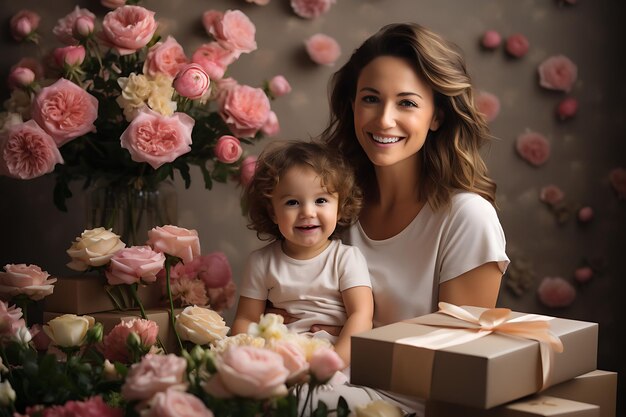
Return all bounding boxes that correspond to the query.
[66,227,125,271]
[248,313,289,341]
[175,306,229,345]
[43,314,95,347]
[0,380,16,406]
[353,400,404,417]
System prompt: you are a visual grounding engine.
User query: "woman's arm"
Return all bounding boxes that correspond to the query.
[438,261,503,308]
[334,286,374,366]
[231,296,267,335]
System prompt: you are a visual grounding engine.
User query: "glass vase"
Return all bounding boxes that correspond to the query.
[85,180,178,246]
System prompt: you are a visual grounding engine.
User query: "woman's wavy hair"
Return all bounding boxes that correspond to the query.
[245,140,363,241]
[321,23,497,210]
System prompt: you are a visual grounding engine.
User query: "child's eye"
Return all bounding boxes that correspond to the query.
[285,199,299,206]
[315,198,328,205]
[399,99,417,108]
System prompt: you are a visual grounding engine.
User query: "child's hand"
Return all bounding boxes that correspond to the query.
[310,324,342,336]
[264,304,298,324]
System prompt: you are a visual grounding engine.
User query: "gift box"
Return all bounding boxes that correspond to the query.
[425,395,600,417]
[44,275,163,315]
[351,304,598,409]
[541,370,617,417]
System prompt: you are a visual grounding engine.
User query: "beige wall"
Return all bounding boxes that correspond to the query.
[0,0,624,404]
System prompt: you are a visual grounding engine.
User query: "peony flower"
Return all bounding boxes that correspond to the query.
[66,227,126,271]
[609,167,626,199]
[143,36,188,79]
[475,91,500,123]
[505,33,529,58]
[31,78,99,146]
[144,390,214,417]
[7,67,35,90]
[210,333,265,354]
[147,225,201,263]
[101,5,158,56]
[53,6,96,45]
[219,84,271,137]
[305,33,341,66]
[105,246,165,285]
[574,266,593,283]
[120,108,194,169]
[556,97,578,120]
[272,341,309,383]
[175,305,229,345]
[171,277,209,306]
[173,64,210,100]
[537,276,576,308]
[248,313,289,341]
[205,10,257,55]
[207,281,237,313]
[0,301,25,339]
[268,75,292,98]
[121,354,188,401]
[214,135,242,164]
[43,314,95,347]
[355,400,404,417]
[239,155,258,186]
[538,55,578,92]
[309,346,345,382]
[539,185,565,207]
[53,45,86,68]
[43,396,123,417]
[577,206,593,223]
[10,10,41,42]
[0,120,64,180]
[192,252,232,288]
[102,318,159,363]
[481,30,501,49]
[0,263,57,301]
[515,130,550,166]
[291,0,336,19]
[261,111,281,137]
[191,43,238,80]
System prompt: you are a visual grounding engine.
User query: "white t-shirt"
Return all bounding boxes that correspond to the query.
[240,239,372,334]
[344,191,510,327]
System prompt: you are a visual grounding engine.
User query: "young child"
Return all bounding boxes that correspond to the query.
[231,140,373,366]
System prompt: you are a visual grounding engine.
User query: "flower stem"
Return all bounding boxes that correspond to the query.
[165,258,183,351]
[128,283,167,353]
[104,285,125,311]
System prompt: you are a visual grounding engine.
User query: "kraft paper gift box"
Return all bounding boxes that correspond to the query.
[351,304,598,409]
[44,275,163,315]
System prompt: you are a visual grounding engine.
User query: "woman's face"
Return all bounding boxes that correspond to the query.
[353,55,440,168]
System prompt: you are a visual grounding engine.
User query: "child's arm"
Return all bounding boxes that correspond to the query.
[333,286,374,366]
[231,296,267,335]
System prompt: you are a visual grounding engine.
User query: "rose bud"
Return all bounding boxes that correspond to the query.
[8,67,35,90]
[556,97,578,120]
[505,33,529,58]
[481,30,501,49]
[577,206,593,223]
[10,10,40,42]
[73,15,95,39]
[574,266,593,283]
[53,45,86,68]
[174,63,211,100]
[268,75,292,97]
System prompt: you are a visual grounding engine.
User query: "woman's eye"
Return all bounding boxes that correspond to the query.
[361,95,379,103]
[399,99,417,108]
[285,199,299,206]
[315,198,328,204]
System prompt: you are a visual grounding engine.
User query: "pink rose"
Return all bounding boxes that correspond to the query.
[273,341,309,383]
[537,277,576,308]
[102,318,159,363]
[10,10,40,41]
[246,0,270,5]
[1,120,64,180]
[31,78,98,146]
[0,301,25,339]
[120,108,194,169]
[291,0,335,19]
[539,185,565,207]
[475,91,500,123]
[211,346,289,399]
[44,396,123,417]
[53,45,86,68]
[577,206,593,223]
[305,33,341,66]
[0,263,57,301]
[481,30,501,49]
[8,67,35,90]
[239,155,258,186]
[556,97,578,120]
[214,135,243,164]
[609,167,626,199]
[174,64,210,100]
[219,84,270,137]
[144,390,214,417]
[574,267,593,283]
[207,10,257,55]
[515,131,550,166]
[102,0,127,10]
[309,346,345,383]
[201,10,223,36]
[505,33,529,58]
[144,36,188,79]
[538,55,578,92]
[73,15,95,39]
[101,5,158,56]
[268,75,292,97]
[191,43,237,80]
[192,252,232,288]
[121,353,188,401]
[147,225,201,264]
[207,281,236,313]
[105,246,165,285]
[261,111,280,137]
[53,7,96,45]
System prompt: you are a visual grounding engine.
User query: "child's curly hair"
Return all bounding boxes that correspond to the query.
[245,140,362,241]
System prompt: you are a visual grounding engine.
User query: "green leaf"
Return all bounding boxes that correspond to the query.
[336,396,351,417]
[199,164,213,190]
[312,400,329,417]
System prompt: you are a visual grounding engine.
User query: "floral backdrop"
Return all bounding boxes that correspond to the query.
[0,0,624,408]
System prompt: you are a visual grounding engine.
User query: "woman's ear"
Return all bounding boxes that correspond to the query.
[430,108,444,131]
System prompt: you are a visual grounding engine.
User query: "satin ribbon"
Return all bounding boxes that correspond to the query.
[397,302,563,389]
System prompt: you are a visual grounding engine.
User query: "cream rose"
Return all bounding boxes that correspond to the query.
[248,313,289,341]
[43,314,95,347]
[0,263,57,301]
[355,400,404,417]
[175,305,229,345]
[66,227,126,271]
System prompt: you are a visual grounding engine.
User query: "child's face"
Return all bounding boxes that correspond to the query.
[270,165,339,259]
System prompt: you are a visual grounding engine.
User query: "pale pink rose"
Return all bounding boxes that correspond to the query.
[102,0,127,10]
[239,155,258,186]
[53,7,96,45]
[214,135,243,164]
[171,277,209,307]
[191,43,237,80]
[515,131,550,166]
[147,225,201,264]
[53,45,86,68]
[208,10,257,55]
[475,91,500,123]
[191,252,232,288]
[213,346,289,399]
[207,281,236,312]
[305,33,341,66]
[261,111,280,137]
[505,33,529,58]
[574,266,593,283]
[144,390,214,417]
[201,10,223,36]
[31,78,98,146]
[174,64,210,100]
[268,75,292,97]
[101,5,158,56]
[481,30,501,49]
[1,120,64,180]
[0,263,57,301]
[102,318,159,363]
[273,341,309,383]
[29,323,52,351]
[0,301,25,339]
[120,108,194,169]
[11,58,44,81]
[246,0,270,5]
[291,0,335,19]
[537,276,576,308]
[73,15,95,39]
[144,36,188,79]
[10,10,40,41]
[105,246,165,285]
[121,353,188,401]
[609,167,626,199]
[556,97,578,120]
[309,346,345,382]
[538,55,578,92]
[219,84,270,137]
[44,396,123,417]
[577,206,593,223]
[539,185,565,207]
[8,67,35,90]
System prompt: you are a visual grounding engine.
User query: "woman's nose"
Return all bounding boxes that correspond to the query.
[376,104,396,128]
